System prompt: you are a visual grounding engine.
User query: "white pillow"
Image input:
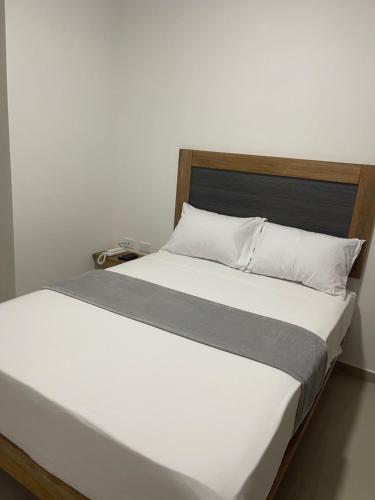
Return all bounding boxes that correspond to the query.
[163,203,266,269]
[247,222,364,296]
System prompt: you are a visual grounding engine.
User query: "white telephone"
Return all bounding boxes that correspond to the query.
[96,247,125,265]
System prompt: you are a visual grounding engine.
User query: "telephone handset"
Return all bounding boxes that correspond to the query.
[96,247,125,265]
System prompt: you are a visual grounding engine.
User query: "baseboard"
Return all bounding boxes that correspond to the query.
[336,361,375,384]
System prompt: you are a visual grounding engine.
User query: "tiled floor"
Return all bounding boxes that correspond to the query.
[1,369,374,500]
[0,469,35,500]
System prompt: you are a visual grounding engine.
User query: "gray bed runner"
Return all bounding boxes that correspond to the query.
[45,270,327,430]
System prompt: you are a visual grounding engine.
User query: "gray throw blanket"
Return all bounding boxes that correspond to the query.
[45,270,327,430]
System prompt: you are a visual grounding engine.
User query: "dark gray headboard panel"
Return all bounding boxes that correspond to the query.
[189,167,358,238]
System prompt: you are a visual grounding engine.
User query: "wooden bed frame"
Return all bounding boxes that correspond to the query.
[175,149,375,278]
[1,150,374,499]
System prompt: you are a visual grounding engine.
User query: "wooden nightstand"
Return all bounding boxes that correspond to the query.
[92,250,144,270]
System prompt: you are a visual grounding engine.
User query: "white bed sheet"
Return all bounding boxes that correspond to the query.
[0,251,356,500]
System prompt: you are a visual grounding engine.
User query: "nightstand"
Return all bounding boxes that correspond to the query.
[92,250,144,270]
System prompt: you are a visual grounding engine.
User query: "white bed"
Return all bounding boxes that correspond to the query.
[0,251,355,500]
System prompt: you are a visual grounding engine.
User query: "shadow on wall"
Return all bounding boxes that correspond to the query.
[343,232,374,370]
[343,296,365,368]
[273,368,366,500]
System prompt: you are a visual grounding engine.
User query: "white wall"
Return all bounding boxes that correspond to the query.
[0,0,15,302]
[5,0,122,295]
[113,0,375,371]
[5,0,375,371]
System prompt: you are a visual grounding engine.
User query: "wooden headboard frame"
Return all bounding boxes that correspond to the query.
[174,149,375,279]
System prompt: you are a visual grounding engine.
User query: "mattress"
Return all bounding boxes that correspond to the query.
[0,251,356,500]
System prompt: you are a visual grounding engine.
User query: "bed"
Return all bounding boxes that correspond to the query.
[0,149,374,500]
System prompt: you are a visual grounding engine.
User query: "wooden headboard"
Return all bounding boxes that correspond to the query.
[174,149,375,279]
